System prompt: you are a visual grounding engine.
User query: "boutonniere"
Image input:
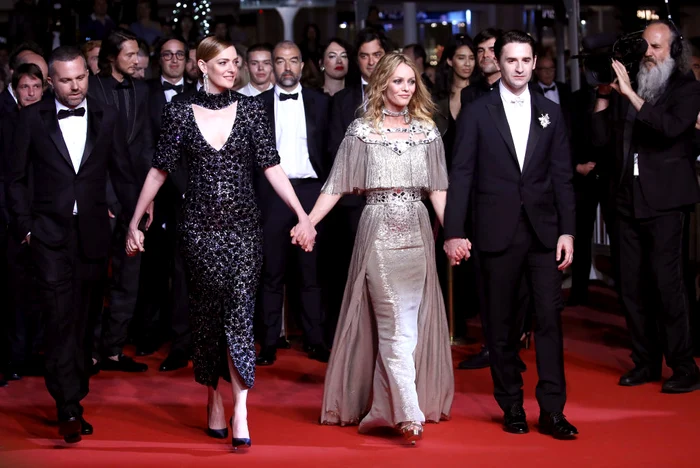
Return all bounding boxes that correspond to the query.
[538,113,550,129]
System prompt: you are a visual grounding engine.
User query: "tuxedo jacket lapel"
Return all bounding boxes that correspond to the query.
[79,101,103,170]
[521,99,544,175]
[40,102,73,170]
[487,96,519,171]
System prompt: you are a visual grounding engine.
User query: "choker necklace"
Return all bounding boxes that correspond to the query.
[191,89,239,110]
[382,107,410,124]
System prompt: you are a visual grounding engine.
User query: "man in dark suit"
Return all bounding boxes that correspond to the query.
[134,35,194,370]
[593,21,700,392]
[324,28,391,343]
[255,41,331,366]
[88,28,153,373]
[445,30,578,439]
[6,46,136,442]
[460,29,503,110]
[533,55,573,112]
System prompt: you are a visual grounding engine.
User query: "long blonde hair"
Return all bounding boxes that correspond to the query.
[364,52,436,129]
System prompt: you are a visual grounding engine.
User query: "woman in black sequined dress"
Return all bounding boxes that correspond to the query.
[125,37,316,448]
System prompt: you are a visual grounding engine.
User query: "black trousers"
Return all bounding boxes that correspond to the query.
[32,219,104,418]
[134,213,191,354]
[259,180,325,349]
[475,213,566,414]
[4,234,43,369]
[571,176,616,298]
[94,220,142,359]
[615,211,697,373]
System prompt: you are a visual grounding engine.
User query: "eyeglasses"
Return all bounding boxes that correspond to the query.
[161,51,186,61]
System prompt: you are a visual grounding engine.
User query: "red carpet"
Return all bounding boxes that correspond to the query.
[2,289,700,467]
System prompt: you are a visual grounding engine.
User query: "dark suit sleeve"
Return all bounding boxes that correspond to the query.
[6,107,34,241]
[328,92,347,160]
[444,103,478,239]
[550,107,576,237]
[635,81,700,140]
[107,114,138,220]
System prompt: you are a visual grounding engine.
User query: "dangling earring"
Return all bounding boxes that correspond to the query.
[203,73,210,94]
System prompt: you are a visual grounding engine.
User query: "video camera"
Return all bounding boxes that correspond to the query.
[577,32,648,86]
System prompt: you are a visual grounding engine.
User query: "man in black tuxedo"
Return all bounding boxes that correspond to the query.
[593,21,700,393]
[88,28,153,373]
[460,29,503,110]
[6,46,136,442]
[444,30,578,439]
[133,35,194,371]
[533,55,573,115]
[324,28,391,343]
[256,41,331,366]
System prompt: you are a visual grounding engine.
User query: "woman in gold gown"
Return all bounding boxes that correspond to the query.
[292,52,454,444]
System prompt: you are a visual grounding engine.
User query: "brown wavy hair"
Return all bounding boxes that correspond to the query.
[364,52,436,130]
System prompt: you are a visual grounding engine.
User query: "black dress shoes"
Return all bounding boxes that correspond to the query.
[503,404,529,434]
[89,361,101,376]
[100,355,148,372]
[159,349,190,372]
[661,369,700,393]
[59,416,82,443]
[619,366,661,386]
[458,346,490,370]
[255,348,276,366]
[308,345,330,363]
[538,412,578,439]
[80,416,94,435]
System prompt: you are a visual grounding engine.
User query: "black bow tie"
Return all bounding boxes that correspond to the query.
[543,85,556,93]
[163,82,183,93]
[279,92,298,101]
[57,107,86,120]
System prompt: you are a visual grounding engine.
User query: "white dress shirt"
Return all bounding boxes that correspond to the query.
[538,81,560,104]
[8,84,17,104]
[56,99,88,214]
[162,76,185,103]
[274,84,317,179]
[499,81,531,171]
[238,81,273,97]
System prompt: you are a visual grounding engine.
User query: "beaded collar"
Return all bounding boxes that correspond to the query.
[191,90,240,110]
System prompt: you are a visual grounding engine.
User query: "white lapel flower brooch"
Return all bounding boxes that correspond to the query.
[538,113,551,129]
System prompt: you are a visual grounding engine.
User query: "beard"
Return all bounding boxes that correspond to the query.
[636,56,675,104]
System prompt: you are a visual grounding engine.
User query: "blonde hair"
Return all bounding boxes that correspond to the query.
[196,36,234,63]
[364,52,436,129]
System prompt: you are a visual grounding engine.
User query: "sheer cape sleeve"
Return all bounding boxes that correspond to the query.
[424,126,449,191]
[321,119,368,195]
[152,102,185,173]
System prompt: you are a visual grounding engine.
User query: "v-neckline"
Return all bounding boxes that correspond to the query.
[191,102,238,153]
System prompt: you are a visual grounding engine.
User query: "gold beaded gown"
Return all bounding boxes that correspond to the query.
[320,117,454,432]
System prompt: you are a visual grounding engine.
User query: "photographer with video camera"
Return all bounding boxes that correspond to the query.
[592,20,700,393]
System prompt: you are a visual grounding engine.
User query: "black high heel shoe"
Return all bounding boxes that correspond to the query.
[230,417,251,451]
[206,405,228,439]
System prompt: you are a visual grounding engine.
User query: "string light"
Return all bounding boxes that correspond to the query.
[172,0,212,35]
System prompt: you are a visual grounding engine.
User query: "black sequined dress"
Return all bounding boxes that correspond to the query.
[152,90,280,388]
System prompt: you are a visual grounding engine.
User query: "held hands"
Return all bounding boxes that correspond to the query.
[576,162,596,176]
[125,226,145,257]
[290,216,317,252]
[556,235,574,271]
[444,238,472,266]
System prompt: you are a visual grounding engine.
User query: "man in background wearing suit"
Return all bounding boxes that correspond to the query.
[134,35,194,372]
[593,21,700,393]
[255,41,331,366]
[89,28,153,373]
[445,30,578,439]
[6,46,136,442]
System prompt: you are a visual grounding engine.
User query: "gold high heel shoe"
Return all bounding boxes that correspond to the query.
[398,421,423,445]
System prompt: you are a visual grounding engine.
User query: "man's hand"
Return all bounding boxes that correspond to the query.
[610,60,634,98]
[556,235,574,271]
[576,162,596,176]
[444,238,471,265]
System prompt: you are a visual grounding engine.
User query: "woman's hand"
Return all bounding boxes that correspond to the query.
[126,225,145,257]
[290,216,317,252]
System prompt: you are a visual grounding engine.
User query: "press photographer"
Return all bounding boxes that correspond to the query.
[592,20,700,393]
